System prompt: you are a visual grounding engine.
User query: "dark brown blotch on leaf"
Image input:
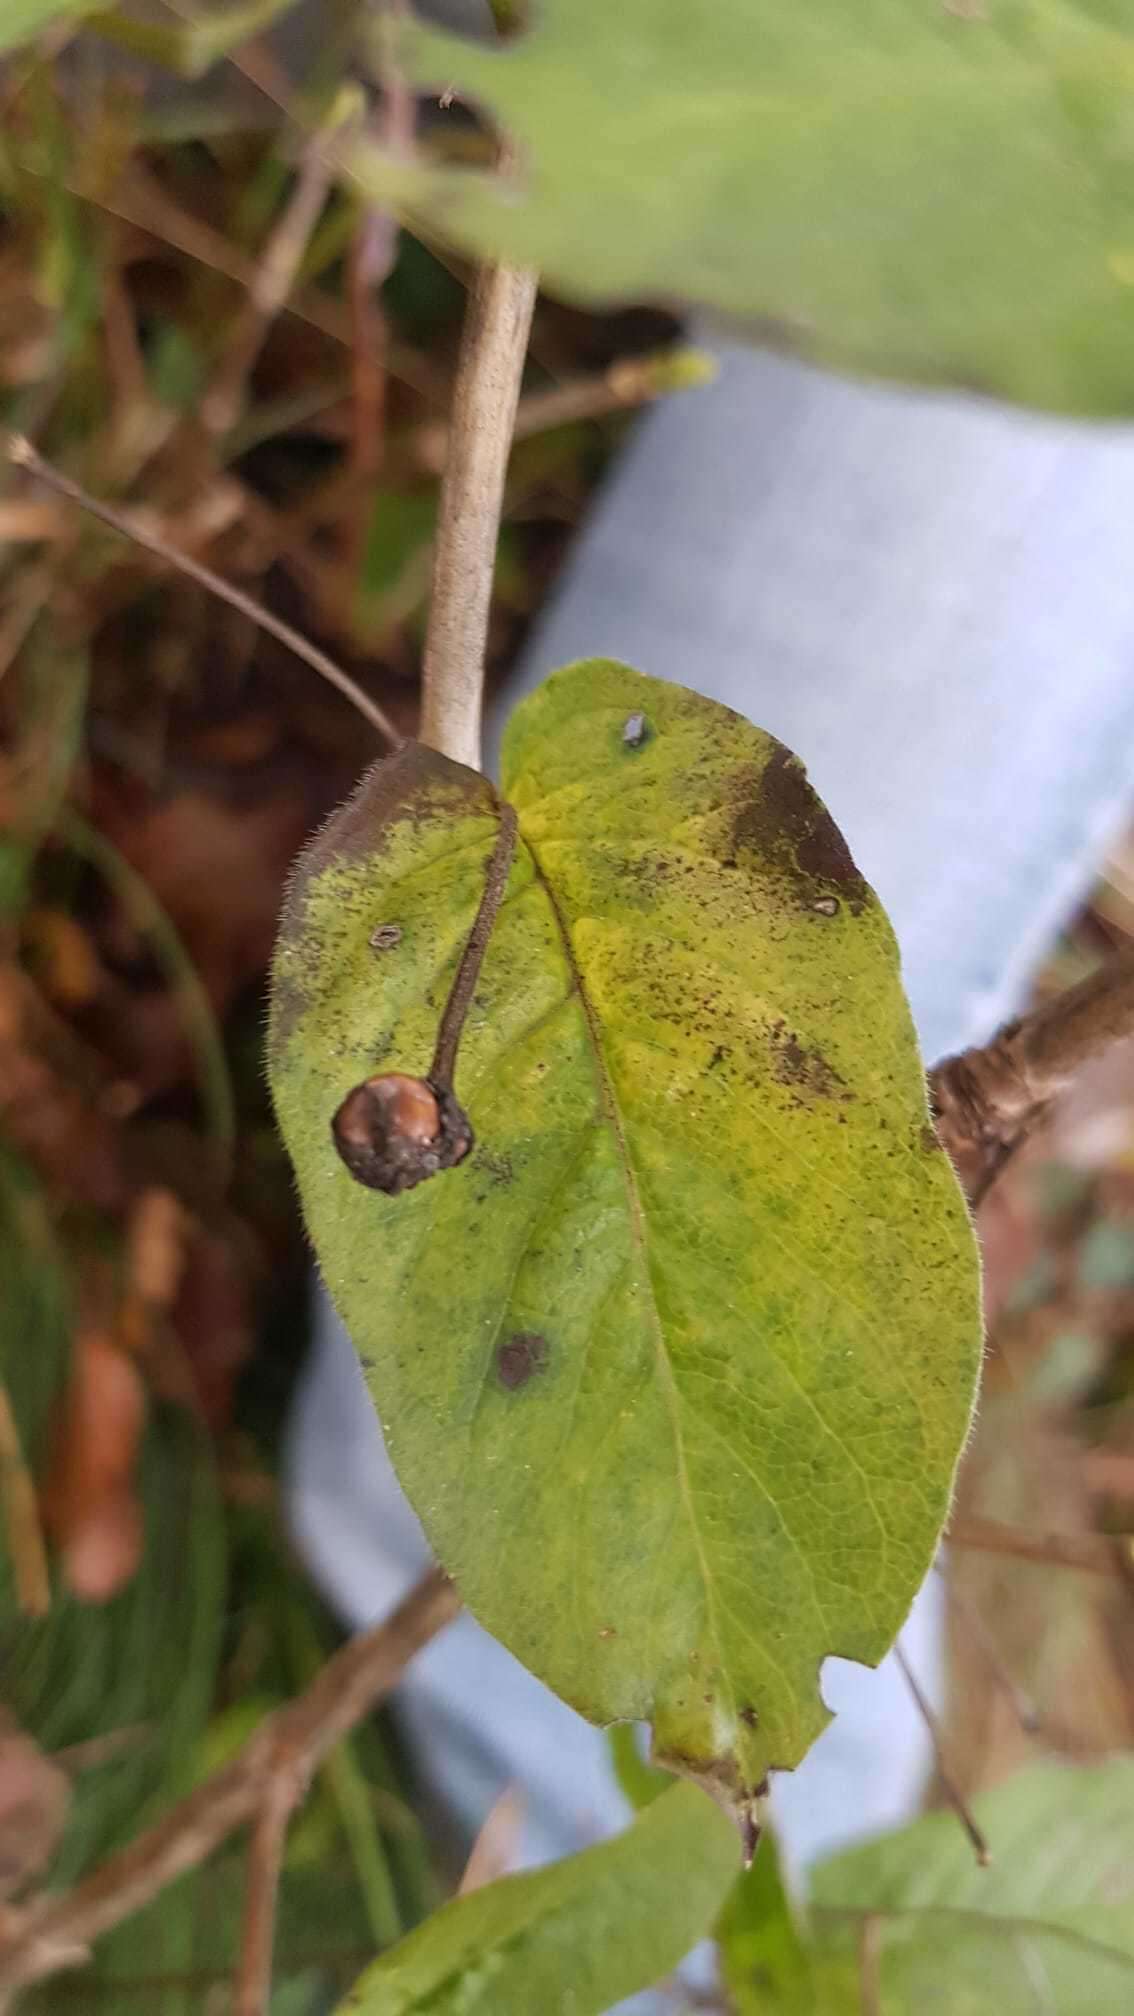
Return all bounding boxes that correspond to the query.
[496,1331,549,1390]
[332,1073,473,1195]
[770,1023,851,1103]
[730,744,869,914]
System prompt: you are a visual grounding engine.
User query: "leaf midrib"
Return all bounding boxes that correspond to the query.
[814,1901,1134,1976]
[519,826,740,1741]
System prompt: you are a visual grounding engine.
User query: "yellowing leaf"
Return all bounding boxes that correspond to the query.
[270,662,981,1813]
[350,0,1134,417]
[335,1781,738,2016]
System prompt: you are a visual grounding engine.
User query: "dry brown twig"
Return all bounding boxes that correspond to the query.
[201,132,339,442]
[946,1513,1129,1577]
[4,434,402,752]
[930,953,1134,1202]
[233,1776,301,2016]
[893,1641,990,1866]
[0,1568,459,2005]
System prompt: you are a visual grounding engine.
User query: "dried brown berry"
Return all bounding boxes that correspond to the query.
[331,1074,473,1195]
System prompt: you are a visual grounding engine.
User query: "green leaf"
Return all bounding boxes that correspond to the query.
[84,0,301,79]
[334,1781,738,2015]
[607,1723,671,1812]
[0,0,97,54]
[270,660,980,1811]
[0,623,87,920]
[812,1759,1134,2014]
[353,491,438,647]
[351,0,1134,417]
[719,1829,857,2014]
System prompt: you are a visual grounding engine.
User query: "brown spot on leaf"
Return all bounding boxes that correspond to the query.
[271,742,496,1051]
[496,1331,549,1391]
[729,744,870,914]
[369,923,402,951]
[770,1024,852,1104]
[739,1705,759,1729]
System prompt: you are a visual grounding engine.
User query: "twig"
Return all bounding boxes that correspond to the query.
[430,804,518,1084]
[52,1727,151,1775]
[346,0,416,548]
[420,258,538,769]
[857,1913,883,2016]
[930,954,1134,1199]
[202,136,338,440]
[413,348,713,475]
[233,1779,296,2016]
[0,1382,50,1617]
[946,1513,1126,1576]
[5,436,402,753]
[0,1568,459,2001]
[893,1641,990,1866]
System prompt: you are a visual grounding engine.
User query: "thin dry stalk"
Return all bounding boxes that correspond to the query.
[5,436,402,752]
[0,1569,459,2001]
[420,259,538,769]
[232,1779,297,2016]
[202,139,338,440]
[893,1641,990,1866]
[947,1514,1125,1576]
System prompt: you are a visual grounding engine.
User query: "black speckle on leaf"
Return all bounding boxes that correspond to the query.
[496,1331,549,1390]
[739,1705,758,1729]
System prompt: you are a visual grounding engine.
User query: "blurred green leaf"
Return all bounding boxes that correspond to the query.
[146,322,207,413]
[353,490,437,645]
[336,1782,738,2016]
[353,0,1134,416]
[719,1829,855,2015]
[813,1760,1134,2014]
[86,0,302,79]
[0,625,87,920]
[1078,1218,1134,1291]
[607,1723,671,1813]
[0,0,98,55]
